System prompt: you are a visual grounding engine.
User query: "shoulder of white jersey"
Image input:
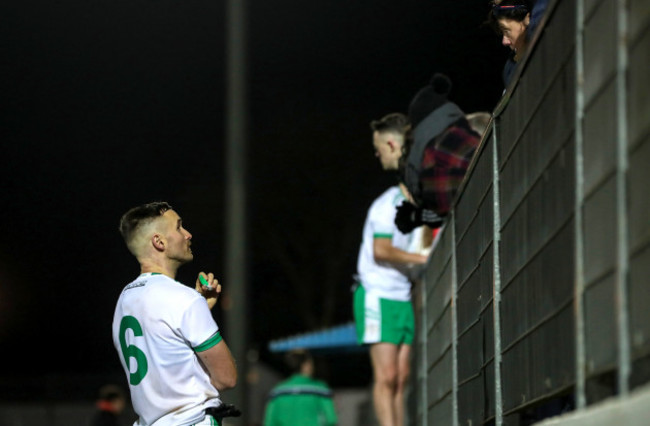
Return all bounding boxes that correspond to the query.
[371,186,404,211]
[123,273,202,302]
[370,185,398,204]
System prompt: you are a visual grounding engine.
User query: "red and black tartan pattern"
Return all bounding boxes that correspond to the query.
[418,121,480,216]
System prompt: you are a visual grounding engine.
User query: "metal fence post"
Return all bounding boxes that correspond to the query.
[574,0,587,410]
[225,0,248,419]
[420,257,428,426]
[492,119,503,426]
[451,212,459,426]
[615,0,631,397]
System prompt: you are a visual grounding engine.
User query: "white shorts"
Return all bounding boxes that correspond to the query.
[191,414,220,426]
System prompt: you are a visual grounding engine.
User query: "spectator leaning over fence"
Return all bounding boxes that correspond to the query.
[489,0,548,86]
[113,201,239,426]
[263,349,338,426]
[396,73,481,234]
[353,112,430,426]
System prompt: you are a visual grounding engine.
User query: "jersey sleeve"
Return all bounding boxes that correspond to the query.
[179,296,220,350]
[368,195,397,238]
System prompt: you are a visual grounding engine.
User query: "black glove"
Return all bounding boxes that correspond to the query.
[207,403,242,419]
[395,201,444,233]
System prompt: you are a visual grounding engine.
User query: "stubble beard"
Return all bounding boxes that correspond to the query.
[170,247,193,267]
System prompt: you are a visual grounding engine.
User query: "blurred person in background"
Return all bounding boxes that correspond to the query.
[263,349,337,426]
[90,384,127,426]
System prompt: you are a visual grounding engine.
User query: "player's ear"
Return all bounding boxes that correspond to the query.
[152,234,165,251]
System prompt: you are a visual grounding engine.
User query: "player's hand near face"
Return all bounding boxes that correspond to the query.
[196,272,221,309]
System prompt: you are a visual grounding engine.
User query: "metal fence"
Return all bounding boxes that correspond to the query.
[410,0,650,424]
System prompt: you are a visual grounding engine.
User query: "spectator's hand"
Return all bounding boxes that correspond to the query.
[196,272,221,309]
[395,202,444,233]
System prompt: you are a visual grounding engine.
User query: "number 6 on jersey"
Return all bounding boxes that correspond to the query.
[119,315,149,385]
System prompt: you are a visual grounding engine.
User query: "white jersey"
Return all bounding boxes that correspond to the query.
[112,273,222,426]
[356,186,421,301]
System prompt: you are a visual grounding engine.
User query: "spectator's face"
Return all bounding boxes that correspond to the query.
[498,15,529,53]
[373,130,402,170]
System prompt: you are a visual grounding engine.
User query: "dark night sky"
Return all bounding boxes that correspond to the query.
[1,0,507,386]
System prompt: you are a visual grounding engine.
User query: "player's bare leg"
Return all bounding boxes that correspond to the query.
[370,343,399,426]
[394,344,411,426]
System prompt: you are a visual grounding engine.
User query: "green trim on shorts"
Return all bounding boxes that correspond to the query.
[193,331,222,352]
[373,232,393,239]
[353,284,414,345]
[353,285,366,344]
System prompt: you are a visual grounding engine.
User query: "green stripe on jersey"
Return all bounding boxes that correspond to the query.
[373,233,392,239]
[193,331,222,352]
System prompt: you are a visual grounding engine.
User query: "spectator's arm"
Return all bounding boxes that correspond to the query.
[324,397,338,426]
[263,399,277,426]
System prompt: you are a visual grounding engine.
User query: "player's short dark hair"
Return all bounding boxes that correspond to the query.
[284,349,312,374]
[370,112,411,136]
[119,201,172,245]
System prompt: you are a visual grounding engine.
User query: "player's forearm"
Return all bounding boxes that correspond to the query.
[373,244,427,265]
[200,342,238,390]
[212,374,237,391]
[214,350,237,390]
[211,360,237,390]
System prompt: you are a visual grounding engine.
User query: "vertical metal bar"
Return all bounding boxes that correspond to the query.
[615,0,631,397]
[574,0,587,410]
[225,0,248,420]
[420,262,428,426]
[451,213,459,426]
[492,120,503,426]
